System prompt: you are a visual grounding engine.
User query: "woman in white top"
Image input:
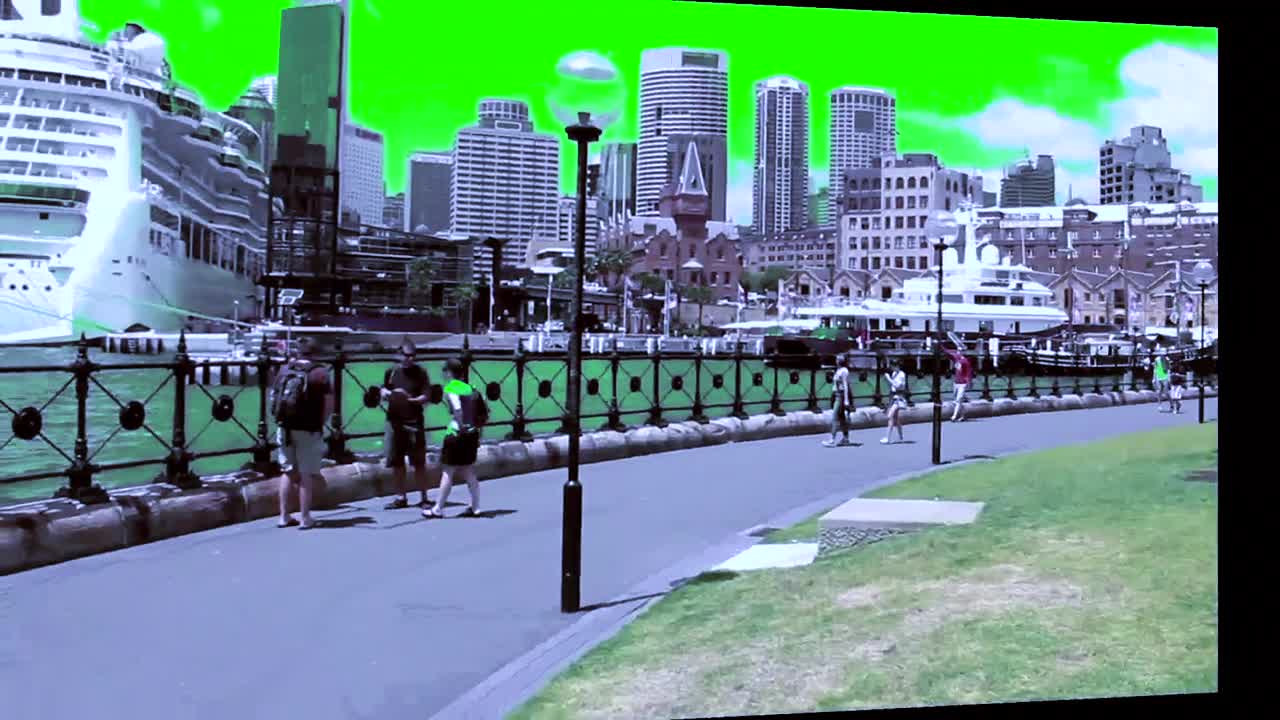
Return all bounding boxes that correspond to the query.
[882,360,908,445]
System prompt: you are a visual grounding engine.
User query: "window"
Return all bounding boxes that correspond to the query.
[920,196,929,208]
[1049,248,1058,258]
[907,257,917,269]
[894,217,904,229]
[660,243,668,257]
[920,176,929,188]
[895,256,904,268]
[907,216,917,229]
[1084,292,1093,302]
[1027,248,1035,258]
[872,257,882,270]
[908,177,917,189]
[895,197,904,209]
[895,178,904,189]
[1093,248,1101,258]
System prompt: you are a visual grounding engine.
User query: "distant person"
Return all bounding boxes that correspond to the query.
[1153,353,1171,412]
[423,357,489,519]
[381,339,432,509]
[1169,360,1187,415]
[881,359,907,445]
[945,347,974,423]
[823,354,854,448]
[270,337,332,530]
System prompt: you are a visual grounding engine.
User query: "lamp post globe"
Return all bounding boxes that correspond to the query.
[924,210,958,466]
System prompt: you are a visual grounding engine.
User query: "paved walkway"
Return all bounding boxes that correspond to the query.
[0,400,1216,720]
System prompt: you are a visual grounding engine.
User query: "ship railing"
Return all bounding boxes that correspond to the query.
[0,334,1219,504]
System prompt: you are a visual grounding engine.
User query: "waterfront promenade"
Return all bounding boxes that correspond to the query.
[0,399,1216,720]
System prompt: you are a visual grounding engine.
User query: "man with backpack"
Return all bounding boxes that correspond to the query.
[423,357,488,519]
[822,353,854,448]
[271,337,333,530]
[380,339,432,510]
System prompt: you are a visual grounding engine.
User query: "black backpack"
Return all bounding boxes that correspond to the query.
[453,389,490,434]
[271,363,312,429]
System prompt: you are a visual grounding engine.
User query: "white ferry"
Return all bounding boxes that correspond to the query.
[1,1,265,343]
[791,202,1068,338]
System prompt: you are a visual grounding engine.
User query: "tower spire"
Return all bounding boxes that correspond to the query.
[677,141,707,197]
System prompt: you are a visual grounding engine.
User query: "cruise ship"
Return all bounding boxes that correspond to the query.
[1,0,265,343]
[791,201,1069,336]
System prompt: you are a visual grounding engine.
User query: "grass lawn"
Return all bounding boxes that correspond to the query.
[510,423,1218,719]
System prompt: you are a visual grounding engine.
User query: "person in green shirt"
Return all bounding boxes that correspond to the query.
[423,357,488,519]
[1153,353,1170,412]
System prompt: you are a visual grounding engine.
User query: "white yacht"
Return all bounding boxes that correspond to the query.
[792,202,1068,337]
[1,0,265,343]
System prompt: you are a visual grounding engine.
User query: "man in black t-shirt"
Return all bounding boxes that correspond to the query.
[381,340,432,509]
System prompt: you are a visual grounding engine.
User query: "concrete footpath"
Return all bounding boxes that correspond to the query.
[0,400,1216,720]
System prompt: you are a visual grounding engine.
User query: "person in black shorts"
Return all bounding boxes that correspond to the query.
[423,357,486,519]
[381,339,432,509]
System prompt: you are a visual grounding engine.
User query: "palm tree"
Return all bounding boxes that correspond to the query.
[445,283,478,331]
[406,257,439,308]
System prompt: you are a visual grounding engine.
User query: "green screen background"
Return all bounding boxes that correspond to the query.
[80,1,1218,211]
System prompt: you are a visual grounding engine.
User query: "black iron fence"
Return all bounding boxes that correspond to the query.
[0,333,1219,504]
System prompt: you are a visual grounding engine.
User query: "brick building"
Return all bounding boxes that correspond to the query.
[740,225,838,273]
[627,142,743,302]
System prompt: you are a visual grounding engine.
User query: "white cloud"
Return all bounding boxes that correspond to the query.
[937,43,1217,198]
[960,99,1102,162]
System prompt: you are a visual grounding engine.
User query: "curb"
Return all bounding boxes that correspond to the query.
[0,387,1217,576]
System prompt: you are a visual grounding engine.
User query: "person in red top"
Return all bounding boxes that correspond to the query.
[945,347,974,423]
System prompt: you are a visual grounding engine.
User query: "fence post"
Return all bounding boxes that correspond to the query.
[691,344,709,423]
[507,342,533,442]
[247,334,280,475]
[55,334,109,503]
[326,336,354,464]
[806,349,821,414]
[160,330,201,489]
[1028,350,1039,398]
[769,351,785,416]
[606,336,625,431]
[872,354,884,408]
[731,340,748,420]
[459,334,473,381]
[1093,359,1104,395]
[647,343,666,427]
[1050,361,1061,398]
[1198,379,1206,424]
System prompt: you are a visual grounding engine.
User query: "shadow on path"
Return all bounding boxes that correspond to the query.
[576,591,670,614]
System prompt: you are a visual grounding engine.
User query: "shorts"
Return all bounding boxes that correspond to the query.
[1170,384,1185,400]
[277,428,326,478]
[441,431,480,467]
[954,383,968,402]
[384,423,428,468]
[889,395,907,411]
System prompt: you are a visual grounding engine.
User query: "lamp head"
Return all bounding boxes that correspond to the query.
[924,210,959,248]
[1191,259,1215,286]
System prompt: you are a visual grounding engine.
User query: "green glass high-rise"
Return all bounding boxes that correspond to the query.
[274,0,345,170]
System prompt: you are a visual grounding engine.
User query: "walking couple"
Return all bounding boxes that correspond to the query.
[381,340,490,520]
[825,347,972,448]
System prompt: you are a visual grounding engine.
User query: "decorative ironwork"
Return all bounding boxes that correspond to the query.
[212,395,235,423]
[11,407,42,441]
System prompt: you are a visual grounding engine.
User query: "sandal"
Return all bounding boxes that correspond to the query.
[460,508,480,518]
[278,518,299,528]
[422,508,443,519]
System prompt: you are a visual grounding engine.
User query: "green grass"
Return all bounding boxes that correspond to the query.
[759,509,826,545]
[510,424,1218,719]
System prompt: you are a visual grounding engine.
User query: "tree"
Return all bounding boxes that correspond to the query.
[445,283,478,331]
[406,257,439,307]
[760,265,793,294]
[681,285,714,331]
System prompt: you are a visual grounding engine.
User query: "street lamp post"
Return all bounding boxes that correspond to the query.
[561,112,602,614]
[1192,260,1215,424]
[924,210,959,466]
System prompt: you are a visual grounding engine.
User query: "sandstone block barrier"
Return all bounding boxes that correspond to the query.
[0,384,1217,575]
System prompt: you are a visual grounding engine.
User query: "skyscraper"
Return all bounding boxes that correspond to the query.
[339,123,384,228]
[1099,126,1203,205]
[753,76,809,236]
[405,151,452,234]
[1000,154,1056,207]
[274,0,346,171]
[597,141,637,222]
[452,99,560,268]
[828,86,896,221]
[636,48,728,219]
[250,76,278,107]
[383,192,404,230]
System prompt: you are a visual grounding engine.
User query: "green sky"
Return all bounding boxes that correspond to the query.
[82,1,1218,218]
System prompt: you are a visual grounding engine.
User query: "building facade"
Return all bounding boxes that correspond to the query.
[1000,154,1055,207]
[555,194,601,260]
[828,86,896,221]
[597,141,637,222]
[339,123,384,228]
[973,200,1218,277]
[809,185,830,227]
[636,48,728,219]
[753,76,809,236]
[740,225,837,273]
[1100,126,1203,205]
[452,99,560,272]
[382,192,404,230]
[664,133,727,223]
[836,153,982,273]
[405,151,452,234]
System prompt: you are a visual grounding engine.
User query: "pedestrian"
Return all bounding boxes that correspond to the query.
[381,338,432,509]
[945,346,974,422]
[1169,360,1187,415]
[823,353,853,447]
[881,359,907,445]
[270,336,332,530]
[1153,352,1171,412]
[423,357,489,519]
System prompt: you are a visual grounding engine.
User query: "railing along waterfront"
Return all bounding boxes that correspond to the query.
[0,332,1219,504]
